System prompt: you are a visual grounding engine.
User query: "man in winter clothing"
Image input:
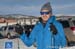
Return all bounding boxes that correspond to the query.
[17,2,67,49]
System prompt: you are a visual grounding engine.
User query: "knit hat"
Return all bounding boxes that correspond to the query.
[40,2,52,13]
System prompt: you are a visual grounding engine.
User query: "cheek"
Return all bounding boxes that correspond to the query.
[47,15,50,18]
[45,15,50,19]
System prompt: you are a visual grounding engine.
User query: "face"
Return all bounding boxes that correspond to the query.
[40,10,52,23]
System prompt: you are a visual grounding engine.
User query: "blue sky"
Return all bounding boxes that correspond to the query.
[0,0,75,16]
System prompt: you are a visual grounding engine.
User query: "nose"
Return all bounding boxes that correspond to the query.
[43,13,46,16]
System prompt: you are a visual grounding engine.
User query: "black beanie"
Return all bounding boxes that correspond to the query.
[40,2,52,13]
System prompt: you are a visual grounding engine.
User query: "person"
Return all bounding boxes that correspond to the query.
[16,2,67,49]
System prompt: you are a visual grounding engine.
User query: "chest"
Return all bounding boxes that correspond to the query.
[36,22,60,41]
[36,24,52,40]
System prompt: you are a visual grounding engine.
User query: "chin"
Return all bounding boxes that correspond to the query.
[43,19,48,22]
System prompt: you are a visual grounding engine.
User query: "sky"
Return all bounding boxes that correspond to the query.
[0,0,75,16]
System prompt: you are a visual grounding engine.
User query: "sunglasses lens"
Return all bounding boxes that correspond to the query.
[40,12,50,15]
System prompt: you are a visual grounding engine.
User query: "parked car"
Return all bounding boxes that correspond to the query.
[0,25,18,39]
[58,18,75,46]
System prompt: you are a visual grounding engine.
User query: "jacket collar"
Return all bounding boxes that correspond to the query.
[47,16,56,24]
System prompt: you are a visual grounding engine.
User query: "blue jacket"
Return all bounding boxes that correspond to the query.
[20,16,67,49]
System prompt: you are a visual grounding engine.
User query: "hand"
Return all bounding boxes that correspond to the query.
[14,24,23,35]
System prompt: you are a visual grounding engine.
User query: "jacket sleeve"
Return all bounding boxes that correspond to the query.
[20,25,37,47]
[58,23,67,47]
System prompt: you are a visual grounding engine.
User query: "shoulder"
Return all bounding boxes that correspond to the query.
[33,21,41,30]
[54,20,63,28]
[36,21,42,26]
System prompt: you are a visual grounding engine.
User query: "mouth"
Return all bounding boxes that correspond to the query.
[43,16,47,18]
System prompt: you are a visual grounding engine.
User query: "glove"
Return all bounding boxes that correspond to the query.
[15,24,23,35]
[50,23,57,35]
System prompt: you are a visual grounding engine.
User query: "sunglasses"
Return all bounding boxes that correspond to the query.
[40,11,51,15]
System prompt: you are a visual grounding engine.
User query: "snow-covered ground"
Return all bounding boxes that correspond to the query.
[0,38,36,49]
[60,46,75,49]
[0,38,75,49]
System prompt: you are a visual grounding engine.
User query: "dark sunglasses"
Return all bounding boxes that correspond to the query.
[40,11,51,15]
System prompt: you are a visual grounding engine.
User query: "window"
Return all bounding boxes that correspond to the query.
[58,20,70,28]
[72,20,75,26]
[8,26,14,30]
[0,27,2,31]
[2,26,7,30]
